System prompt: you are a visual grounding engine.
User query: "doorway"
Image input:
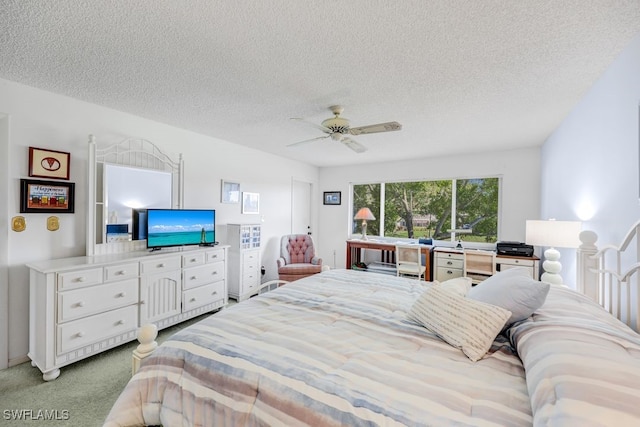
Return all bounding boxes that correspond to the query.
[291,179,312,236]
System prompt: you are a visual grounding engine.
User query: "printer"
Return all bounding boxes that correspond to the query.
[496,241,534,257]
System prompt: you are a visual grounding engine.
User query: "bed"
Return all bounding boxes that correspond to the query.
[104,225,640,427]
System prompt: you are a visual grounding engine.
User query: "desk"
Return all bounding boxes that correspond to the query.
[346,239,432,281]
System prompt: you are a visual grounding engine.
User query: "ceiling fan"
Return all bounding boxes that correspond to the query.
[288,105,402,153]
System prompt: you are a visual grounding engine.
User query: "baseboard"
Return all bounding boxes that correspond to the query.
[8,354,29,368]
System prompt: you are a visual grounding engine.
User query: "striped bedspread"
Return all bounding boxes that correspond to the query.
[104,269,640,426]
[508,285,640,426]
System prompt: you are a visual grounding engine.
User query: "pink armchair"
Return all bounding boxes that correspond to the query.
[277,234,323,282]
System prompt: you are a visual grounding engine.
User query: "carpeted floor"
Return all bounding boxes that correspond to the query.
[0,313,211,427]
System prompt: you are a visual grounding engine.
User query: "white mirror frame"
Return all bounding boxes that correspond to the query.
[86,134,184,256]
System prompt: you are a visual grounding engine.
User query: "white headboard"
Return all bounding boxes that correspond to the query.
[577,220,640,332]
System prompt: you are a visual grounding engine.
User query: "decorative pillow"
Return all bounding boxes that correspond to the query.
[407,286,511,361]
[434,276,472,296]
[467,267,550,325]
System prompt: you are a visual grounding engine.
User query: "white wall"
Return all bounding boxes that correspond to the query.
[0,114,9,370]
[316,147,541,269]
[541,33,640,287]
[0,78,319,366]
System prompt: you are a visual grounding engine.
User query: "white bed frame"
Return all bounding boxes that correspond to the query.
[577,220,640,333]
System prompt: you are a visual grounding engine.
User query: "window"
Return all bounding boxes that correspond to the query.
[352,177,499,243]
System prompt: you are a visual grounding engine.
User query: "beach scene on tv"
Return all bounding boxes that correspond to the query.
[147,209,215,248]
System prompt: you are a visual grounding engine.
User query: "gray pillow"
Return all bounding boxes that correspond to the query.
[467,267,550,325]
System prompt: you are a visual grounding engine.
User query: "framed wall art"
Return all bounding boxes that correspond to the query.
[20,179,75,213]
[242,192,260,214]
[29,147,70,180]
[323,191,341,205]
[221,180,241,203]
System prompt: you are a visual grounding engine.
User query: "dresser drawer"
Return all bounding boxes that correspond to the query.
[57,305,137,353]
[436,257,464,270]
[206,248,225,263]
[497,257,535,268]
[183,262,225,290]
[183,281,225,311]
[140,256,181,274]
[57,268,103,291]
[182,252,206,268]
[58,279,138,323]
[436,266,464,282]
[104,262,139,283]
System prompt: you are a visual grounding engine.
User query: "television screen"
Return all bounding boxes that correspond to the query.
[146,209,216,250]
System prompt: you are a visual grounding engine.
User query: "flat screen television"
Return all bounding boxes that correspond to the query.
[146,209,216,250]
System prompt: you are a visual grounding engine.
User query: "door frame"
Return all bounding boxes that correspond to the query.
[290,178,314,236]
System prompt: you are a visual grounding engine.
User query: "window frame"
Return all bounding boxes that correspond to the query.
[350,175,502,248]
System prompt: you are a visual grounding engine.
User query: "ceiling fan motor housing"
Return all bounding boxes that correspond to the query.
[321,117,350,134]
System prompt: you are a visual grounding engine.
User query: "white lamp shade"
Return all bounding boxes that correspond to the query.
[354,207,376,221]
[525,220,581,248]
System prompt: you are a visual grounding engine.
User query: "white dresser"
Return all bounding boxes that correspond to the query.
[27,245,229,381]
[227,224,261,301]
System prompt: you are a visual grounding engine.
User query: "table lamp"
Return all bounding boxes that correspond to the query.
[354,207,376,240]
[525,219,581,285]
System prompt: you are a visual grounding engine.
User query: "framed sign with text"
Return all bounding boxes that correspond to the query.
[20,179,75,213]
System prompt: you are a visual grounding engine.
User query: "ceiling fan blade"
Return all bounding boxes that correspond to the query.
[287,135,330,148]
[349,121,402,135]
[341,137,367,153]
[290,117,332,134]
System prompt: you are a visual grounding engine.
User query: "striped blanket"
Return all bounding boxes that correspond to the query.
[104,269,640,426]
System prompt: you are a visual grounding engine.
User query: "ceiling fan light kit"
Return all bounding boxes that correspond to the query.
[288,105,402,153]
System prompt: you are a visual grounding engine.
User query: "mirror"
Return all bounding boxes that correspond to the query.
[87,135,183,256]
[104,164,172,242]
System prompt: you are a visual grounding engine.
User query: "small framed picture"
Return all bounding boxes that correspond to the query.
[20,179,75,213]
[323,191,341,205]
[221,180,241,204]
[242,192,260,214]
[29,147,70,180]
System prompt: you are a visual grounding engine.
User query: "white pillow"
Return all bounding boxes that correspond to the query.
[434,276,472,296]
[407,285,511,361]
[467,267,550,325]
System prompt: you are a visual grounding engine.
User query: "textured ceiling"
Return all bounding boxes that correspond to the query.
[1,1,639,167]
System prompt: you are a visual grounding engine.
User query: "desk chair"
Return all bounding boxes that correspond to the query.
[463,249,496,284]
[395,244,426,280]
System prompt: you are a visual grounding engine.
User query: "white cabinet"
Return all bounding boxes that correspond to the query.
[27,245,229,381]
[434,249,465,282]
[227,224,261,301]
[495,255,539,279]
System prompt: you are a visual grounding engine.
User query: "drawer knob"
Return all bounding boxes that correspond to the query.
[117,270,126,275]
[76,277,86,283]
[212,254,218,258]
[116,320,126,325]
[75,301,85,308]
[212,291,218,295]
[190,297,196,302]
[447,261,453,265]
[190,258,197,262]
[158,263,165,268]
[211,271,217,275]
[76,332,85,338]
[117,292,126,298]
[191,276,197,280]
[447,270,452,274]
